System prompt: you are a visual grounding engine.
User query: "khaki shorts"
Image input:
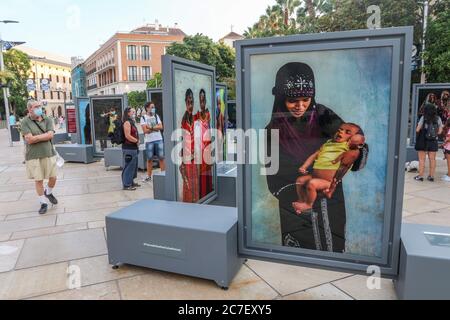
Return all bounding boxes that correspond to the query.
[26,156,57,181]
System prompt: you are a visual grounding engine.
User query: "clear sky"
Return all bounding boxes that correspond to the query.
[0,0,274,59]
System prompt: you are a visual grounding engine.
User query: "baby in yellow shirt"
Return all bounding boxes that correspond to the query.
[293,123,365,214]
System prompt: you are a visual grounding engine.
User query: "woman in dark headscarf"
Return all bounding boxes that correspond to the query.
[265,62,367,252]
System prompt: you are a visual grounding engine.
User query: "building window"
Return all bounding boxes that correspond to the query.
[57,91,60,100]
[141,46,151,60]
[43,91,46,99]
[63,76,66,83]
[142,66,151,81]
[50,92,53,99]
[49,75,52,81]
[56,75,59,83]
[128,66,138,81]
[70,92,73,100]
[127,45,137,60]
[69,77,71,84]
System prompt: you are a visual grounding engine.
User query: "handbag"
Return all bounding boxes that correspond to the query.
[32,119,65,168]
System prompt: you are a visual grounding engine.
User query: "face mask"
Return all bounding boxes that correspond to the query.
[151,108,156,114]
[131,114,136,120]
[33,107,43,117]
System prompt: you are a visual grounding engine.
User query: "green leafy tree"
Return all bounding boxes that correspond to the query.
[146,72,162,88]
[166,34,235,81]
[423,0,450,83]
[127,90,147,109]
[0,49,31,117]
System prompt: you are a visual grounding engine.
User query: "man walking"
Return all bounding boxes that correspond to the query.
[21,100,58,214]
[140,101,165,182]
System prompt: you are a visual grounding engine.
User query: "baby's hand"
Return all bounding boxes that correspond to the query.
[298,167,308,175]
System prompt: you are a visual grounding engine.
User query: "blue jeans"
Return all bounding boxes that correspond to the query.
[122,149,138,188]
[145,140,164,160]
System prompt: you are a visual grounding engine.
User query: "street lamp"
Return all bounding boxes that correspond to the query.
[0,19,20,147]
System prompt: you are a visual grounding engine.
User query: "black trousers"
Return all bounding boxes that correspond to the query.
[278,184,346,253]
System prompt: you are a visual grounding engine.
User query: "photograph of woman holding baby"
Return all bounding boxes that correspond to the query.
[265,62,368,253]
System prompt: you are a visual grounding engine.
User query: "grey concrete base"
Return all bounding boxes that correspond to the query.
[104,145,147,171]
[106,199,244,288]
[55,144,95,164]
[153,162,237,207]
[53,133,70,144]
[406,145,418,162]
[394,223,450,300]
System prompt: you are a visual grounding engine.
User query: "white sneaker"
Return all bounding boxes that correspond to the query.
[142,176,152,183]
[441,175,450,182]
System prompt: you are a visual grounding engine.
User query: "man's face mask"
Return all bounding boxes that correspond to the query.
[33,107,43,117]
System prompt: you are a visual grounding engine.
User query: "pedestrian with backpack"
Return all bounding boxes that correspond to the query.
[121,107,141,191]
[415,103,444,182]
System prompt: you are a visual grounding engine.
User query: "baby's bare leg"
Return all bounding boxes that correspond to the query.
[306,178,332,206]
[295,175,312,202]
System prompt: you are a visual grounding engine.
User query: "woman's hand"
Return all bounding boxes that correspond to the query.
[298,166,308,175]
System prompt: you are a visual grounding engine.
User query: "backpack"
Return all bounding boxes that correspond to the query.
[425,119,439,141]
[110,119,125,145]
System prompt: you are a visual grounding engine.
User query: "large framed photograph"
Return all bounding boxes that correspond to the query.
[74,97,91,145]
[90,95,127,156]
[162,55,217,204]
[146,88,164,123]
[236,27,413,276]
[410,83,450,145]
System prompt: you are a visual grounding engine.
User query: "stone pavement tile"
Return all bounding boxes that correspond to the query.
[0,176,10,184]
[0,201,56,216]
[245,259,350,296]
[0,183,34,193]
[0,262,68,300]
[15,229,107,270]
[117,200,138,207]
[413,187,450,205]
[118,265,279,300]
[0,215,56,234]
[403,207,450,227]
[63,171,101,179]
[0,240,24,273]
[88,182,124,194]
[0,191,23,203]
[58,191,130,208]
[29,281,121,300]
[280,283,353,300]
[332,275,397,300]
[402,210,417,218]
[123,188,154,201]
[10,223,87,241]
[88,221,106,229]
[56,208,116,226]
[69,255,145,287]
[0,234,11,242]
[404,181,441,194]
[64,202,120,213]
[403,197,449,214]
[5,208,63,221]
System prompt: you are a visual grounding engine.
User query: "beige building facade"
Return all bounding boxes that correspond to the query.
[18,46,72,118]
[84,23,185,96]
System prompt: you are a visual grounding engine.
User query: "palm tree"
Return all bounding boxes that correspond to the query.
[277,0,301,26]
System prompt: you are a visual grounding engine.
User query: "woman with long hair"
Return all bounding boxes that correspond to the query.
[265,62,368,252]
[415,103,444,182]
[419,93,437,116]
[180,89,199,203]
[121,107,140,190]
[194,89,213,199]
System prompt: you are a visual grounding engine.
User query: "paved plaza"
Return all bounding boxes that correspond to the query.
[0,129,449,300]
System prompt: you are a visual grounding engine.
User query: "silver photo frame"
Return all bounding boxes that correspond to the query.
[235,27,413,276]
